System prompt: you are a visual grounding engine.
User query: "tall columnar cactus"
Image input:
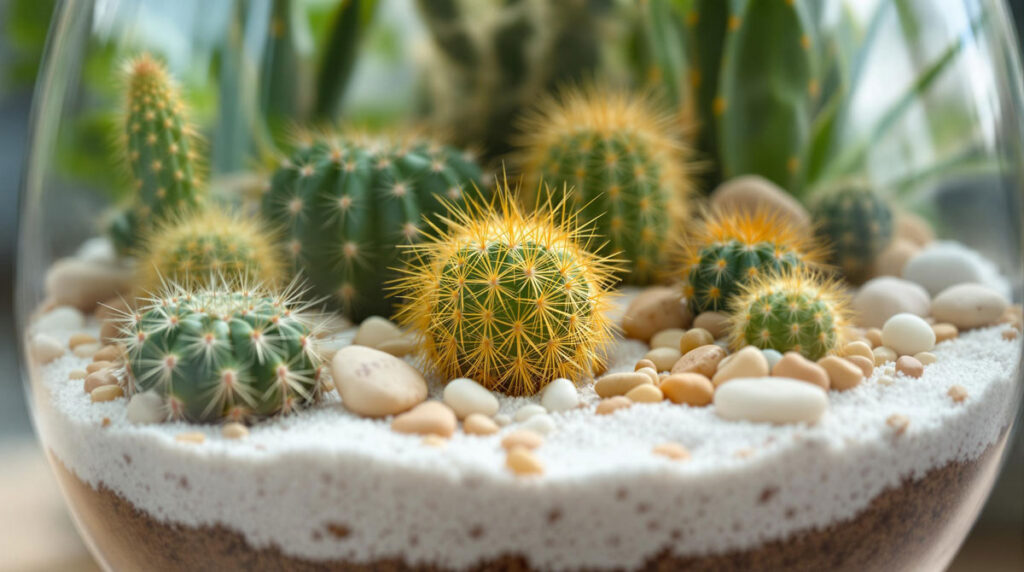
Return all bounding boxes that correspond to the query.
[809,181,893,284]
[138,208,285,292]
[117,281,325,423]
[392,186,618,396]
[261,132,483,321]
[681,209,821,314]
[518,87,692,284]
[728,268,850,361]
[110,53,203,254]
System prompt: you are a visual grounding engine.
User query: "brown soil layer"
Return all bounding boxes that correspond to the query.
[52,431,1008,572]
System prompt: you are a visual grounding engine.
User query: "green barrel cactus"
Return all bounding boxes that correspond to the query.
[261,132,483,321]
[809,181,893,284]
[120,282,325,423]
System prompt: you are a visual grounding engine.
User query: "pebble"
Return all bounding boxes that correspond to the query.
[73,343,102,358]
[693,312,730,339]
[391,401,457,437]
[540,378,579,413]
[68,369,87,380]
[125,391,165,424]
[90,384,123,403]
[594,372,651,398]
[851,277,931,328]
[842,341,874,361]
[634,359,657,371]
[874,238,920,277]
[76,236,117,263]
[650,328,686,350]
[68,333,98,349]
[175,432,206,444]
[914,351,937,365]
[30,333,65,364]
[887,414,910,436]
[84,369,118,393]
[644,347,682,371]
[932,323,959,343]
[931,283,1008,330]
[713,377,828,424]
[817,356,864,391]
[1003,329,1019,341]
[895,356,924,378]
[422,435,447,447]
[596,396,633,415]
[352,316,404,347]
[463,413,500,436]
[709,175,811,228]
[622,287,692,341]
[45,257,134,312]
[846,355,874,378]
[493,414,512,427]
[761,349,783,371]
[948,385,968,403]
[376,335,416,358]
[877,375,895,386]
[501,430,544,450]
[86,361,113,374]
[652,442,691,461]
[221,422,249,439]
[865,328,884,348]
[881,313,935,356]
[894,211,935,247]
[872,346,897,366]
[514,404,547,422]
[625,384,664,403]
[32,306,85,335]
[679,328,715,355]
[333,345,428,417]
[92,344,126,363]
[443,378,500,419]
[671,344,726,377]
[521,413,556,435]
[771,352,829,390]
[659,373,714,406]
[636,367,660,385]
[711,346,768,387]
[902,242,996,297]
[506,447,544,476]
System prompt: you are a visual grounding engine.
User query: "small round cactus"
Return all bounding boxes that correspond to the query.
[392,184,618,396]
[116,280,325,423]
[517,87,693,284]
[261,131,483,321]
[139,208,285,292]
[681,209,822,314]
[728,268,851,361]
[809,181,894,284]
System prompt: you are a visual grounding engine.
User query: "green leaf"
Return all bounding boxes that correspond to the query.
[312,0,379,120]
[636,0,689,107]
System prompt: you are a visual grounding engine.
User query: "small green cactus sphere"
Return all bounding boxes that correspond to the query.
[809,182,894,284]
[261,132,483,321]
[119,282,324,423]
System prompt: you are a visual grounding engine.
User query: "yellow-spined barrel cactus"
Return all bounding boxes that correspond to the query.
[518,87,692,284]
[118,281,324,423]
[809,181,894,284]
[261,132,484,321]
[728,268,850,361]
[110,53,203,254]
[393,185,618,396]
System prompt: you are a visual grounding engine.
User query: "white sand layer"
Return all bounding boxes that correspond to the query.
[31,299,1022,570]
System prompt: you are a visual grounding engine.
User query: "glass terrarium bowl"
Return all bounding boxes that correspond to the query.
[15,0,1024,570]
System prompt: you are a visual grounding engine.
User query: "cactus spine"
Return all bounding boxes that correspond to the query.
[809,181,893,284]
[392,185,618,396]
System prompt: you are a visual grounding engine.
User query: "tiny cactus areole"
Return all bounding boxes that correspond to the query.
[261,131,483,322]
[728,268,851,361]
[517,87,693,284]
[809,181,894,284]
[116,281,325,423]
[392,183,618,396]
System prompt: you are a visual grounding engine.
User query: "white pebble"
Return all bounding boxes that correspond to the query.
[32,306,84,335]
[353,316,405,349]
[126,391,165,424]
[76,236,117,263]
[852,277,930,328]
[442,378,500,419]
[931,283,1008,330]
[761,349,783,370]
[881,313,936,356]
[44,258,133,312]
[493,414,512,427]
[30,333,64,364]
[540,378,579,413]
[903,241,1009,297]
[514,404,547,422]
[520,413,556,435]
[714,377,828,424]
[332,346,428,417]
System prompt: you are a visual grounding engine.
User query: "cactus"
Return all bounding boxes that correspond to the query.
[518,87,693,284]
[681,209,822,314]
[138,208,285,292]
[116,280,325,423]
[728,268,850,360]
[392,184,618,396]
[110,53,204,254]
[261,131,484,321]
[809,181,893,284]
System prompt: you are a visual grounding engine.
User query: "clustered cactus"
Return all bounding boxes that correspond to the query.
[809,181,894,284]
[118,281,325,423]
[261,131,484,322]
[392,185,618,396]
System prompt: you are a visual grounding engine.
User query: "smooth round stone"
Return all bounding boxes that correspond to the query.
[506,447,544,476]
[333,346,428,417]
[376,335,416,358]
[692,312,730,339]
[622,287,692,342]
[521,413,556,435]
[711,346,768,387]
[221,422,249,439]
[671,345,726,377]
[514,404,547,422]
[635,367,660,385]
[771,352,829,390]
[30,333,65,364]
[894,211,935,247]
[644,347,682,372]
[761,349,783,371]
[714,377,828,424]
[594,372,651,398]
[595,396,633,415]
[76,236,118,263]
[44,257,134,312]
[873,346,898,366]
[443,377,500,419]
[709,175,811,229]
[391,401,457,437]
[493,414,512,427]
[852,277,930,328]
[540,378,579,413]
[624,383,664,403]
[650,328,686,350]
[818,356,864,391]
[463,413,499,436]
[931,283,1009,329]
[881,313,936,356]
[501,429,544,450]
[353,316,405,349]
[902,242,1003,297]
[126,391,165,424]
[33,306,85,335]
[874,238,919,277]
[896,356,924,378]
[846,355,874,378]
[659,373,713,406]
[679,328,715,355]
[84,369,118,393]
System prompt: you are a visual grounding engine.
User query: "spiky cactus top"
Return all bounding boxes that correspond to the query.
[139,208,285,292]
[261,131,483,321]
[728,268,850,360]
[117,280,324,423]
[681,209,821,313]
[517,87,692,284]
[809,181,893,284]
[392,186,618,396]
[110,53,203,254]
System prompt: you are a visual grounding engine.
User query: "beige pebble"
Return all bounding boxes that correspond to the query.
[894,211,934,247]
[221,422,249,439]
[948,385,968,403]
[421,435,448,448]
[652,442,691,461]
[87,360,113,373]
[873,346,898,366]
[594,372,651,398]
[711,346,768,387]
[376,336,416,357]
[625,384,664,403]
[874,238,920,277]
[1002,328,1019,341]
[68,333,98,349]
[913,351,937,365]
[771,352,829,390]
[391,401,457,437]
[842,341,874,361]
[90,384,123,403]
[622,287,692,342]
[660,373,714,406]
[506,447,544,476]
[72,343,102,358]
[334,345,428,417]
[895,356,924,378]
[68,369,88,380]
[817,356,864,391]
[671,345,726,377]
[175,432,206,444]
[644,347,682,372]
[93,344,125,363]
[877,375,895,386]
[595,396,633,415]
[353,316,405,348]
[887,414,910,436]
[650,328,686,350]
[634,359,657,372]
[464,413,499,436]
[30,333,64,364]
[932,323,958,343]
[680,328,715,355]
[865,329,883,348]
[500,429,544,450]
[693,312,730,339]
[636,367,660,385]
[846,355,874,378]
[84,369,118,393]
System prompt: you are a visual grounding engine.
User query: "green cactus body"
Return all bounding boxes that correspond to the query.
[261,134,483,321]
[686,241,803,313]
[810,182,893,284]
[122,284,323,423]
